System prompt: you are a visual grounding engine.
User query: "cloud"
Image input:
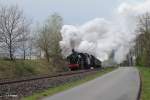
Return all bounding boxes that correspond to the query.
[60,0,150,63]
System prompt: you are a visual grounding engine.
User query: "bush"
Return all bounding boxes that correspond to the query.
[14,61,36,77]
[136,51,150,67]
[136,56,143,66]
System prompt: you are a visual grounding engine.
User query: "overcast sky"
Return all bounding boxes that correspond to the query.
[0,0,143,24]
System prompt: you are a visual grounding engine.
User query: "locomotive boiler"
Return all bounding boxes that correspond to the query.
[66,49,101,70]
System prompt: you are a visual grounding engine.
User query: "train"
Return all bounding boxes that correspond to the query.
[66,49,102,70]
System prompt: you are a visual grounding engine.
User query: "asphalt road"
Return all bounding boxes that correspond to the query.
[42,67,140,100]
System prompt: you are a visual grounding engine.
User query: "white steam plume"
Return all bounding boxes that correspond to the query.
[60,0,150,64]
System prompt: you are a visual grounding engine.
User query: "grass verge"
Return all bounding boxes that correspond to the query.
[22,67,116,100]
[138,67,150,100]
[0,59,68,79]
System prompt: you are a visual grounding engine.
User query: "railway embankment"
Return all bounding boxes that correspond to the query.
[22,68,115,100]
[0,68,115,100]
[0,60,68,80]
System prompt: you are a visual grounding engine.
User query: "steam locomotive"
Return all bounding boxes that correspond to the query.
[66,49,101,70]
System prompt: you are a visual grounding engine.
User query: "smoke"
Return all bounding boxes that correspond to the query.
[60,0,150,64]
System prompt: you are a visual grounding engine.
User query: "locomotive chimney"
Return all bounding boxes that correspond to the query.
[72,49,75,53]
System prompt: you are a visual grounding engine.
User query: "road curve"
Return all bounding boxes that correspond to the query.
[42,67,140,100]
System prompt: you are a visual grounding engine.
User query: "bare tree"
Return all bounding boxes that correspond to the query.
[37,13,63,63]
[28,37,35,60]
[19,24,31,60]
[47,13,63,64]
[0,5,29,60]
[37,25,51,62]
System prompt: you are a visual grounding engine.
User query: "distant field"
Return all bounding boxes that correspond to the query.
[138,67,150,100]
[0,59,68,79]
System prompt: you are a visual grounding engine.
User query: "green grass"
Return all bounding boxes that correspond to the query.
[0,59,58,79]
[138,67,150,100]
[22,67,116,100]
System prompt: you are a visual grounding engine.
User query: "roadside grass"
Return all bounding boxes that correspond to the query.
[22,67,116,100]
[138,67,150,100]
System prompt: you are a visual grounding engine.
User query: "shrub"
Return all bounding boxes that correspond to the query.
[14,61,36,77]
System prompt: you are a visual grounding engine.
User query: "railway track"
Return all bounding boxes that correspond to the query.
[0,68,100,99]
[0,68,99,85]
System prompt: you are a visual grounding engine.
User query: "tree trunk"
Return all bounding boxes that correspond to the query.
[45,50,49,62]
[9,47,13,60]
[9,39,13,60]
[23,50,26,60]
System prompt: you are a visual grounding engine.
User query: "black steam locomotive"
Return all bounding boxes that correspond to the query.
[66,49,101,70]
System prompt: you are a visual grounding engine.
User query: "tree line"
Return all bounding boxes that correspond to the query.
[0,4,63,66]
[135,13,150,67]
